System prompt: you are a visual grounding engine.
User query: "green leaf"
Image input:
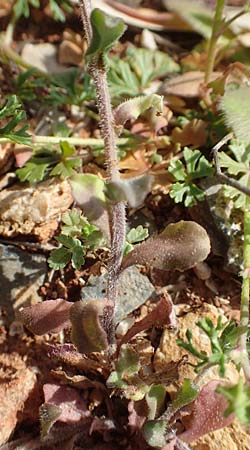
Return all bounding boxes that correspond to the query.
[16,161,50,183]
[48,247,71,269]
[143,420,166,448]
[49,0,67,22]
[146,385,166,420]
[0,95,31,145]
[108,46,179,98]
[217,379,250,424]
[184,147,213,179]
[126,226,149,244]
[86,9,127,58]
[172,379,199,411]
[114,94,163,129]
[71,245,86,270]
[169,148,213,207]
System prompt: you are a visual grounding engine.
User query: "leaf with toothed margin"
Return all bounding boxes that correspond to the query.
[107,344,140,390]
[86,8,127,58]
[40,403,62,437]
[70,174,110,240]
[16,299,72,335]
[146,385,166,421]
[114,94,163,134]
[70,299,108,354]
[171,379,199,412]
[121,220,210,272]
[143,420,167,448]
[105,174,153,208]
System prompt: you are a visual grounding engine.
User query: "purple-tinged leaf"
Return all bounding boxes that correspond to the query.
[121,221,210,272]
[114,95,163,134]
[105,174,153,208]
[16,299,72,335]
[40,383,90,436]
[70,174,110,240]
[179,380,234,443]
[118,293,174,350]
[70,299,109,354]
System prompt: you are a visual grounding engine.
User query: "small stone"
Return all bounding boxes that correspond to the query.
[0,178,73,241]
[0,352,38,445]
[58,40,83,65]
[193,420,250,450]
[154,303,239,392]
[21,43,72,74]
[81,266,155,323]
[0,244,47,323]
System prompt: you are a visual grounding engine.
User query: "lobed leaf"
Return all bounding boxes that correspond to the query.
[16,299,72,335]
[121,220,210,272]
[70,299,108,354]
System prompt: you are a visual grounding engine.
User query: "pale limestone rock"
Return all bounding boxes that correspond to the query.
[0,178,73,241]
[192,421,250,450]
[0,352,37,445]
[154,303,239,392]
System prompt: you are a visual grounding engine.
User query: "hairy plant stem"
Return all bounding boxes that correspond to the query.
[204,0,225,84]
[239,190,250,382]
[79,0,126,342]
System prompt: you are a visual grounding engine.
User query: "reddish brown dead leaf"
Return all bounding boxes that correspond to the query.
[171,118,208,148]
[179,380,234,443]
[118,293,175,351]
[119,148,151,176]
[16,299,72,335]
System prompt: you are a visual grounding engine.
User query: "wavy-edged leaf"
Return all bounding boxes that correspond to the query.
[114,94,163,130]
[146,385,166,421]
[70,299,108,354]
[121,220,210,271]
[143,420,167,448]
[86,8,127,57]
[16,299,72,335]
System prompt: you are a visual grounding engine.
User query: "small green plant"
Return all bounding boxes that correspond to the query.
[8,1,250,449]
[16,141,81,183]
[0,95,31,145]
[169,147,213,207]
[48,209,103,270]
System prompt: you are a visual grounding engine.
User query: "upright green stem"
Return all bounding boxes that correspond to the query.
[204,0,225,84]
[79,0,126,341]
[240,191,250,382]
